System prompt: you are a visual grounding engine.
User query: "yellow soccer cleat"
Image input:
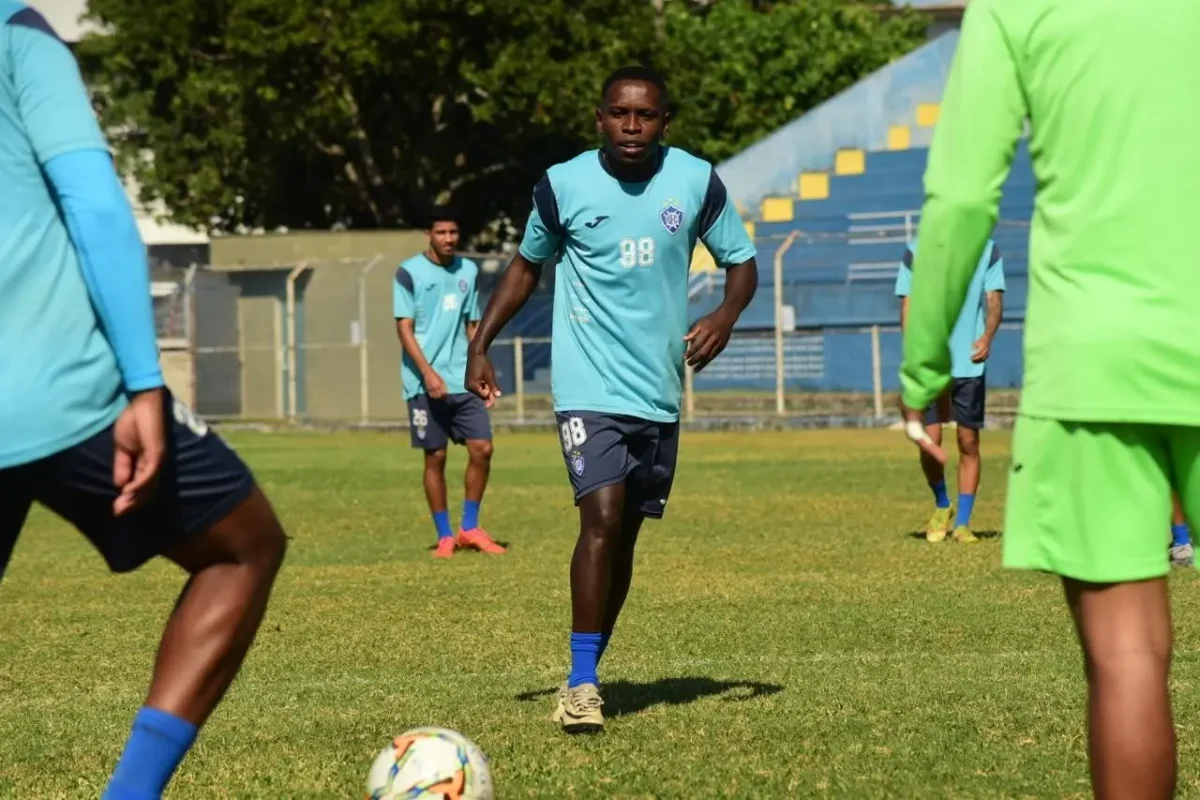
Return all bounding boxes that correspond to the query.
[953,525,978,544]
[926,507,953,543]
[558,683,604,735]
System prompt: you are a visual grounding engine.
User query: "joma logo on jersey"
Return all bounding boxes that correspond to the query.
[659,199,684,235]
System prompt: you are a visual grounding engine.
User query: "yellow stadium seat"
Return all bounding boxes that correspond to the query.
[888,125,912,150]
[916,103,940,127]
[798,172,829,201]
[835,149,865,176]
[760,197,794,223]
[690,244,717,273]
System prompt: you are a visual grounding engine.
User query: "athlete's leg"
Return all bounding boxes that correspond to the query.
[1005,417,1181,800]
[463,438,493,510]
[1064,578,1174,800]
[572,482,627,636]
[601,504,645,635]
[143,487,286,722]
[954,425,981,542]
[956,425,981,495]
[452,395,502,552]
[921,391,953,540]
[1169,491,1192,568]
[423,447,449,514]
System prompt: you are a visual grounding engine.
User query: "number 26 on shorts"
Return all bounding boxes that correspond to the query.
[559,417,587,452]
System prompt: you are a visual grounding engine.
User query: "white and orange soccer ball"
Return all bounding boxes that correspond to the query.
[365,727,493,800]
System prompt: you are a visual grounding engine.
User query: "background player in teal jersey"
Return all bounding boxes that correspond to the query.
[466,66,758,734]
[394,208,502,559]
[0,5,287,798]
[895,236,1004,543]
[898,1,1200,795]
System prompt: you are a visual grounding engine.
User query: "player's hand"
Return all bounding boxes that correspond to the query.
[112,388,167,516]
[424,371,449,400]
[900,402,947,464]
[971,336,991,363]
[465,351,500,409]
[684,309,736,372]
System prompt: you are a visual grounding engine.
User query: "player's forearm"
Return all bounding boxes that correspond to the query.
[397,323,437,379]
[715,259,758,320]
[900,297,909,333]
[44,149,164,393]
[470,254,542,354]
[984,292,1003,340]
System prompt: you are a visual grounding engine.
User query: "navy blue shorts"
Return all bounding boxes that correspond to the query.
[555,411,680,519]
[407,393,492,451]
[923,376,986,429]
[0,393,255,580]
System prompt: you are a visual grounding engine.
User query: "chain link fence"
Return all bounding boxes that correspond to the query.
[155,217,1028,428]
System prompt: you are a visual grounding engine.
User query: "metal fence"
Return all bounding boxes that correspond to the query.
[156,219,1029,427]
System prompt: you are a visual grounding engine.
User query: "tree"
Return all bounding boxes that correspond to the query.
[78,0,925,242]
[660,0,928,163]
[79,0,656,239]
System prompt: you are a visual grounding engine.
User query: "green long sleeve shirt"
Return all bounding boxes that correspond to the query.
[901,0,1200,425]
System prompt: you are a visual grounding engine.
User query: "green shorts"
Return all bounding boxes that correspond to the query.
[1003,416,1200,583]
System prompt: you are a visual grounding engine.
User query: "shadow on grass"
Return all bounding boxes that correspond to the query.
[516,677,783,718]
[906,529,1002,541]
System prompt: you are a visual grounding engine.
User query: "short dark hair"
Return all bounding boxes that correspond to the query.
[425,204,459,229]
[600,65,670,110]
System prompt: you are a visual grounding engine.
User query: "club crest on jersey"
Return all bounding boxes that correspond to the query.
[458,279,468,293]
[659,199,684,235]
[570,451,585,477]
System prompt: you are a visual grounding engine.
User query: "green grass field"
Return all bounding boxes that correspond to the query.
[3,429,1199,798]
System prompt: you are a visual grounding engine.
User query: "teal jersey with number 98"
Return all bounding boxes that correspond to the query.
[519,147,755,422]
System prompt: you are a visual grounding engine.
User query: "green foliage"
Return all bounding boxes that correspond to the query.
[663,0,928,162]
[77,0,925,240]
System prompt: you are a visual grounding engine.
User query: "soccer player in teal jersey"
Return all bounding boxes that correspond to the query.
[466,66,758,734]
[895,236,1004,543]
[0,4,286,798]
[899,0,1200,794]
[394,207,503,559]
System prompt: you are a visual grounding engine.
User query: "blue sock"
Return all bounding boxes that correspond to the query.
[462,500,481,531]
[597,631,612,664]
[956,494,976,527]
[103,707,198,800]
[931,480,950,509]
[1172,523,1191,548]
[432,510,453,540]
[568,632,603,688]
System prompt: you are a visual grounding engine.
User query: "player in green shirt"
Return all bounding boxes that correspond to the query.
[898,1,1200,796]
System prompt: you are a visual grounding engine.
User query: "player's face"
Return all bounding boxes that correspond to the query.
[596,80,669,166]
[428,221,459,260]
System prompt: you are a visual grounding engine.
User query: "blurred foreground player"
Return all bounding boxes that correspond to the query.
[899,1,1200,796]
[466,66,757,733]
[0,5,286,797]
[394,208,502,558]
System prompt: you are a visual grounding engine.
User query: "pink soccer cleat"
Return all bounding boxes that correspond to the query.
[433,537,456,559]
[456,528,506,554]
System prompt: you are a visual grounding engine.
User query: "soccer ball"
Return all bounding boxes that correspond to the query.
[365,727,493,800]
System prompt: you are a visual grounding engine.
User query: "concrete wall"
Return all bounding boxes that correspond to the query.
[198,231,429,420]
